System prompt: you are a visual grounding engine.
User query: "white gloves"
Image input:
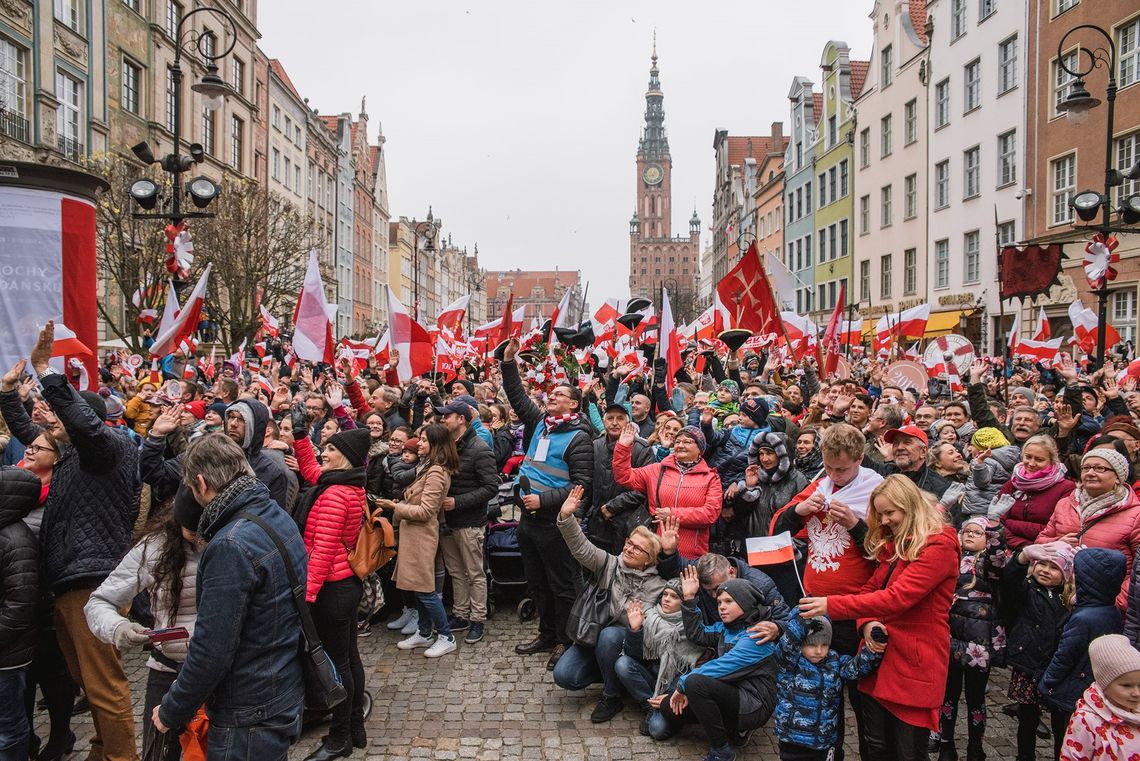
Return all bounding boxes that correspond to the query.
[112,621,150,651]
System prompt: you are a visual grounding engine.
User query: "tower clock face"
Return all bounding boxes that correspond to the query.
[643,164,663,186]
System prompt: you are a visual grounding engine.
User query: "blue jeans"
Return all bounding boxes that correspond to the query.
[206,704,302,761]
[614,654,659,707]
[0,666,30,761]
[552,626,626,699]
[416,591,452,639]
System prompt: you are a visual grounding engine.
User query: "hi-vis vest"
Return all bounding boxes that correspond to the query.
[519,426,577,493]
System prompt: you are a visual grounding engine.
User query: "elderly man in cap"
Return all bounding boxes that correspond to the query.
[586,402,654,555]
[434,399,499,645]
[866,424,952,495]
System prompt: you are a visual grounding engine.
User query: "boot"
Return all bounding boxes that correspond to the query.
[937,741,959,761]
[514,634,555,655]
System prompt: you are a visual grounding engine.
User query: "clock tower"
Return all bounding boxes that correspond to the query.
[629,41,701,299]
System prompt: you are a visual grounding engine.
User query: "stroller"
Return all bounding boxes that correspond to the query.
[484,474,535,621]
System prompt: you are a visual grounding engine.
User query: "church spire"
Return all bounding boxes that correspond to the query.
[638,36,669,160]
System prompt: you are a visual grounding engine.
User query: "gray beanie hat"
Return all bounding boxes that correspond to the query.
[1083,448,1130,485]
[1010,386,1035,404]
[804,616,833,647]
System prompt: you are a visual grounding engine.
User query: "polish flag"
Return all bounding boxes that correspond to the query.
[660,287,682,396]
[50,321,93,357]
[903,342,921,361]
[292,251,335,364]
[894,303,931,338]
[821,283,846,375]
[1015,336,1064,364]
[229,338,246,369]
[157,279,180,335]
[593,299,622,326]
[436,295,470,339]
[1068,300,1121,354]
[548,288,575,343]
[473,304,526,340]
[259,303,280,338]
[839,319,863,350]
[1008,311,1022,355]
[150,264,211,358]
[385,285,433,380]
[1033,307,1051,341]
[945,359,965,394]
[199,345,216,381]
[746,532,796,566]
[712,290,731,335]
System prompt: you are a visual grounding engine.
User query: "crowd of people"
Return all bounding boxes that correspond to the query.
[1,321,1140,761]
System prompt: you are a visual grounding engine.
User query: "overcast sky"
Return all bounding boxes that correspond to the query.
[258,1,872,309]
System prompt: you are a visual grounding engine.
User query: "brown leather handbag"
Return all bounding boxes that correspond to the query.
[348,503,397,579]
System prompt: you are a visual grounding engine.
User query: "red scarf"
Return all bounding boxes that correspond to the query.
[544,413,577,433]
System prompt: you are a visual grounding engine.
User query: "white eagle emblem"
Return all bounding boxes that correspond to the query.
[806,515,850,573]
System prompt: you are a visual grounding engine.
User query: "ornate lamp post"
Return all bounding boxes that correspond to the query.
[412,207,438,321]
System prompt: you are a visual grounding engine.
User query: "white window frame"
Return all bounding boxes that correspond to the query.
[998,130,1017,187]
[122,57,141,115]
[230,115,243,171]
[0,37,28,123]
[54,0,80,32]
[935,240,950,288]
[860,128,870,168]
[880,255,893,299]
[201,107,214,155]
[881,185,893,228]
[979,0,996,21]
[904,173,917,219]
[166,0,182,38]
[1054,51,1078,116]
[999,35,1018,94]
[935,160,950,209]
[904,249,917,295]
[881,114,892,158]
[964,231,980,284]
[964,59,981,112]
[1116,131,1140,207]
[1119,17,1139,89]
[964,146,980,198]
[997,221,1016,246]
[55,71,81,149]
[881,44,893,88]
[860,260,870,302]
[935,79,950,128]
[231,57,244,97]
[860,194,870,234]
[1051,153,1076,226]
[1113,289,1137,346]
[951,0,967,40]
[1054,0,1079,16]
[904,99,917,145]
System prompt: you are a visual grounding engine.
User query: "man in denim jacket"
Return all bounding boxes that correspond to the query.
[154,434,306,760]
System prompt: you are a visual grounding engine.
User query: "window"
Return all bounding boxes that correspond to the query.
[122,58,141,114]
[805,233,813,267]
[828,116,837,147]
[166,1,182,38]
[880,185,893,228]
[904,174,917,219]
[998,130,1017,186]
[805,181,812,213]
[295,126,301,144]
[795,141,802,169]
[881,114,892,157]
[1054,51,1078,114]
[1116,132,1140,207]
[0,37,28,140]
[935,240,950,288]
[797,187,803,218]
[860,128,870,168]
[829,166,837,202]
[231,58,244,97]
[201,108,214,155]
[1055,0,1078,15]
[284,116,292,141]
[839,220,848,258]
[880,255,893,299]
[951,0,967,39]
[54,0,79,31]
[819,174,827,207]
[200,32,216,62]
[904,249,917,295]
[979,0,996,20]
[295,165,301,194]
[998,221,1016,245]
[935,79,950,128]
[881,44,893,87]
[1051,153,1076,226]
[1120,17,1139,88]
[230,115,243,170]
[964,146,980,198]
[1113,289,1137,346]
[55,71,81,159]
[819,228,828,261]
[123,0,140,13]
[272,105,280,130]
[935,160,950,209]
[860,195,870,234]
[839,160,848,197]
[271,148,280,180]
[999,35,1018,93]
[964,59,981,111]
[964,231,980,283]
[164,67,177,132]
[860,260,871,301]
[904,99,917,145]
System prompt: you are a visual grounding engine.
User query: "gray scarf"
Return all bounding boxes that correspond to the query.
[641,582,705,695]
[1076,484,1130,526]
[198,474,259,537]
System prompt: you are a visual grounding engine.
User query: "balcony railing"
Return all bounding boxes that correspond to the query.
[0,110,29,142]
[57,135,82,161]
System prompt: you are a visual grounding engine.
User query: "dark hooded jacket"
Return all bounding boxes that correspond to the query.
[1001,553,1070,680]
[586,434,653,554]
[737,432,809,539]
[443,426,499,530]
[1039,548,1126,712]
[0,468,40,668]
[139,399,290,511]
[0,375,140,591]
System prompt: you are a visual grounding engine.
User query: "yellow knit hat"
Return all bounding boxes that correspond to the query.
[971,427,1010,451]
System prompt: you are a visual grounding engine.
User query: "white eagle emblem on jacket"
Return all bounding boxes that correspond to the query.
[806,515,850,572]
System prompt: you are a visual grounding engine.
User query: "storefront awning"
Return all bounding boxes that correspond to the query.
[924,309,970,338]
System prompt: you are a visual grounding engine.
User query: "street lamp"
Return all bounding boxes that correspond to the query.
[412,207,438,321]
[126,7,237,223]
[465,263,484,335]
[1055,24,1140,369]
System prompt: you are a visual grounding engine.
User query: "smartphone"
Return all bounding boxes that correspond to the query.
[146,627,189,643]
[870,626,889,644]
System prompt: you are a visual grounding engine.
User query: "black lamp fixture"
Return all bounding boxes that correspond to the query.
[186,176,222,209]
[128,178,160,210]
[191,63,229,111]
[1070,190,1106,222]
[1056,78,1100,125]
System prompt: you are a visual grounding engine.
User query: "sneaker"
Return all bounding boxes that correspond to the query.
[590,695,623,724]
[464,622,485,644]
[424,634,457,658]
[702,746,736,761]
[447,616,470,633]
[387,607,415,631]
[397,632,435,650]
[399,611,421,636]
[730,729,753,747]
[356,621,371,637]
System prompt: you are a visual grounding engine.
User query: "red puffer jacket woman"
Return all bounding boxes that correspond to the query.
[294,432,367,603]
[612,424,721,559]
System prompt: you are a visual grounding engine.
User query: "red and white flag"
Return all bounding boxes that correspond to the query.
[1015,336,1064,364]
[746,532,796,566]
[716,241,780,336]
[50,321,92,358]
[839,319,863,350]
[385,285,433,380]
[199,345,217,381]
[1069,300,1121,354]
[894,303,931,338]
[259,303,280,338]
[1008,311,1022,355]
[903,342,921,361]
[660,287,682,396]
[1032,307,1051,341]
[473,304,526,340]
[157,279,180,334]
[548,288,575,343]
[821,282,846,375]
[945,359,964,394]
[292,251,335,364]
[436,295,470,339]
[150,264,211,358]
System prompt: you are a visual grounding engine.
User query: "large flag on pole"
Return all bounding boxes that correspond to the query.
[1033,307,1051,341]
[821,282,846,375]
[548,287,575,343]
[1069,300,1120,354]
[660,287,681,396]
[436,295,470,338]
[292,251,335,363]
[158,279,180,334]
[385,285,433,380]
[715,241,780,335]
[496,293,515,346]
[150,264,211,358]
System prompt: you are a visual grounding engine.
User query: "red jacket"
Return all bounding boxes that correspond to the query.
[998,477,1075,550]
[612,441,721,559]
[295,437,365,602]
[827,524,960,731]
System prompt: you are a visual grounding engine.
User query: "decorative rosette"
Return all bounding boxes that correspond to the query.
[1083,233,1119,289]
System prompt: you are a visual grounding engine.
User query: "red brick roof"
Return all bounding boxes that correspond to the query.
[484,270,580,302]
[850,60,870,98]
[811,93,822,119]
[319,115,339,135]
[910,0,929,44]
[268,59,303,103]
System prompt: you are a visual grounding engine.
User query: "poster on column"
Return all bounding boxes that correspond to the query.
[0,186,98,388]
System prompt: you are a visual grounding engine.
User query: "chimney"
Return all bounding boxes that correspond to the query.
[771,121,784,144]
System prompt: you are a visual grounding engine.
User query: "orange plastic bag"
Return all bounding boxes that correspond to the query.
[179,706,209,761]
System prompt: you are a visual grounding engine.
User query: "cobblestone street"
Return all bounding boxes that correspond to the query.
[46,607,1045,760]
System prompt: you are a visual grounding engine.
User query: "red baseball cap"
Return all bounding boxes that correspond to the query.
[884,424,929,446]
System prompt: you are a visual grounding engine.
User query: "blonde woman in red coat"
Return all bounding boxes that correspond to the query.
[800,474,960,761]
[292,416,369,761]
[613,424,722,559]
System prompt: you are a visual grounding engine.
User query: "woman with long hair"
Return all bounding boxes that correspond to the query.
[84,487,203,761]
[800,474,960,761]
[290,408,370,761]
[377,423,459,658]
[647,415,683,462]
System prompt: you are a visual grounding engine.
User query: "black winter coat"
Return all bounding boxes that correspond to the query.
[0,376,140,591]
[444,427,499,530]
[949,526,1008,671]
[1002,555,1070,679]
[1126,547,1140,648]
[585,435,653,554]
[0,468,40,668]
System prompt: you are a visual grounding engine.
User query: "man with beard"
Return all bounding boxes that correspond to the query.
[862,403,905,465]
[866,424,951,495]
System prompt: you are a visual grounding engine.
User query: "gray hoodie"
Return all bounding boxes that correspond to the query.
[962,444,1022,517]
